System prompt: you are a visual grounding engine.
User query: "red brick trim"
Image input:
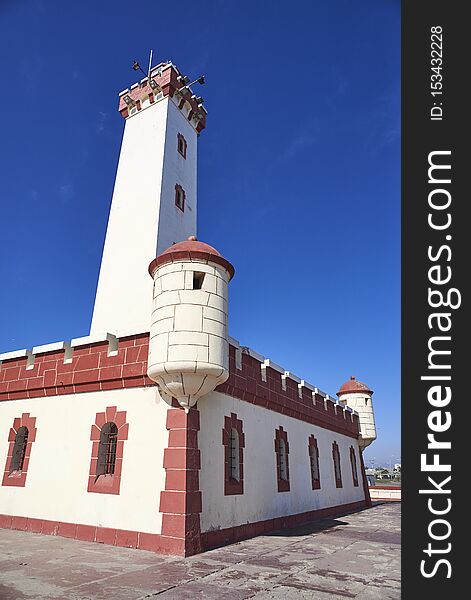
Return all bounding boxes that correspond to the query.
[222,413,244,495]
[87,407,128,495]
[0,514,187,555]
[274,426,290,492]
[218,345,361,439]
[308,435,321,490]
[0,498,370,555]
[332,441,342,488]
[177,133,187,159]
[201,499,369,550]
[159,407,202,557]
[0,338,360,443]
[350,445,359,487]
[117,64,207,132]
[0,334,153,402]
[2,413,37,487]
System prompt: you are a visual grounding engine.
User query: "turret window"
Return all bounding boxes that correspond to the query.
[308,435,321,490]
[193,272,205,289]
[175,184,185,211]
[332,441,342,488]
[350,446,359,487]
[222,413,244,495]
[177,133,187,158]
[275,427,290,492]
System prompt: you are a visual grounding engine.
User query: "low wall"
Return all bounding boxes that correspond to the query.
[369,486,401,501]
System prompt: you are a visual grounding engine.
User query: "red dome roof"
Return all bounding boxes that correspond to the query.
[160,238,222,257]
[149,236,235,280]
[337,376,373,397]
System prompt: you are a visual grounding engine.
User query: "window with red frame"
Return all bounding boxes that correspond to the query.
[332,441,342,488]
[350,446,359,487]
[175,184,185,211]
[275,427,290,492]
[2,413,37,488]
[88,406,128,495]
[308,435,321,490]
[177,133,187,158]
[222,413,244,495]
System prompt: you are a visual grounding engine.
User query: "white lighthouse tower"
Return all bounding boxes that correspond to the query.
[147,236,234,411]
[90,62,206,336]
[337,376,377,450]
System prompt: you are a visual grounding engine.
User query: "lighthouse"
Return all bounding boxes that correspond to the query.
[90,62,206,337]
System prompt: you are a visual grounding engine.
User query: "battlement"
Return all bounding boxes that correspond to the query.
[0,335,359,438]
[117,62,207,133]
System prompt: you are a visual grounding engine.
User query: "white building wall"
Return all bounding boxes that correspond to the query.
[198,391,365,533]
[90,95,197,337]
[0,387,168,534]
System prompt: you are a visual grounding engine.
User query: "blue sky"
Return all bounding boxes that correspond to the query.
[0,0,400,466]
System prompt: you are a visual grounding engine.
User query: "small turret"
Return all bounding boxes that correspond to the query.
[147,237,234,410]
[337,376,376,450]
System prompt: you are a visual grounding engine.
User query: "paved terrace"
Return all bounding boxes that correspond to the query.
[0,502,400,599]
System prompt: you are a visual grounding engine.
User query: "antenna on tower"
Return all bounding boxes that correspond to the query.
[147,49,153,78]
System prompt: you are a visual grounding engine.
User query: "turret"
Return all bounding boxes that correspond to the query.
[147,236,234,411]
[337,376,376,450]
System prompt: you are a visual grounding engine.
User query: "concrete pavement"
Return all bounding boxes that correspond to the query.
[0,502,400,599]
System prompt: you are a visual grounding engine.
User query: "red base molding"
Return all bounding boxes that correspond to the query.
[0,514,186,555]
[0,500,370,556]
[201,500,367,550]
[201,500,369,550]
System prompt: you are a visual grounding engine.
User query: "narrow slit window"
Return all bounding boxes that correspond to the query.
[193,272,205,289]
[332,441,343,488]
[279,439,288,481]
[177,133,187,158]
[229,428,240,481]
[350,446,359,487]
[175,184,185,211]
[309,435,321,489]
[10,426,28,473]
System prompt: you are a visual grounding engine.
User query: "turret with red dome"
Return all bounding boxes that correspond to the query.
[337,376,376,451]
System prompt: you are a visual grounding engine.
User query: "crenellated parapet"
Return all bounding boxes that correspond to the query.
[220,338,361,439]
[0,332,153,401]
[117,62,207,132]
[0,334,359,439]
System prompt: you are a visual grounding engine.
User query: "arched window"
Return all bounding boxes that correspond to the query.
[275,427,290,492]
[10,427,28,473]
[350,446,359,487]
[332,441,342,488]
[222,413,244,495]
[88,406,129,495]
[97,422,118,477]
[308,435,321,490]
[2,413,37,488]
[229,427,240,482]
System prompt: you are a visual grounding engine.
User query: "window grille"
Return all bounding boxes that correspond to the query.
[10,426,28,473]
[97,422,118,477]
[229,428,240,481]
